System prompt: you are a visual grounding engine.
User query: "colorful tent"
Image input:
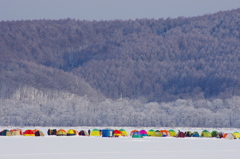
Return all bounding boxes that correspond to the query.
[139,130,148,137]
[23,130,35,136]
[160,130,170,137]
[113,130,122,137]
[10,129,22,136]
[67,129,76,136]
[211,131,218,137]
[176,131,185,138]
[169,130,177,137]
[119,129,128,136]
[90,129,101,136]
[102,129,114,137]
[130,130,139,136]
[223,133,235,139]
[1,130,12,136]
[79,130,88,136]
[233,132,240,139]
[192,131,200,137]
[154,130,162,137]
[185,131,192,137]
[132,131,142,138]
[48,129,57,135]
[35,130,44,136]
[216,132,224,138]
[148,129,155,136]
[56,129,67,136]
[201,130,212,137]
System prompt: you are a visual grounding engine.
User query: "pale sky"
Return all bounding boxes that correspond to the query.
[1,0,240,21]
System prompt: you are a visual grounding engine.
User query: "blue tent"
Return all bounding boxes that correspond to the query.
[132,131,142,138]
[102,129,114,137]
[192,131,200,137]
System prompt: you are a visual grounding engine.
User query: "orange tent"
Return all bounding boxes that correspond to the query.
[56,129,67,136]
[130,130,139,136]
[160,130,170,137]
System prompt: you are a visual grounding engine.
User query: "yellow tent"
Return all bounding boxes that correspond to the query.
[148,129,155,136]
[233,132,240,138]
[67,129,76,136]
[56,129,67,136]
[119,129,128,136]
[154,130,162,137]
[90,129,101,136]
[169,130,177,137]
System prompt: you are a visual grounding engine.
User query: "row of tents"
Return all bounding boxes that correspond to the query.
[1,129,240,139]
[0,129,44,136]
[47,128,240,139]
[48,129,240,139]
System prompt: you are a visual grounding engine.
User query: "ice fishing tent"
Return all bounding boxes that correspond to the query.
[130,130,139,136]
[56,129,67,136]
[67,129,76,136]
[35,130,44,136]
[139,130,148,137]
[192,131,200,137]
[119,129,128,136]
[47,129,57,135]
[169,130,177,137]
[148,129,155,136]
[211,131,218,137]
[79,130,88,136]
[113,130,122,137]
[23,130,35,136]
[216,132,224,138]
[90,129,101,136]
[102,129,114,137]
[201,130,212,137]
[185,131,192,137]
[154,130,162,137]
[1,130,12,136]
[233,132,240,138]
[132,131,142,138]
[176,131,185,138]
[223,133,235,139]
[11,129,23,136]
[160,130,170,137]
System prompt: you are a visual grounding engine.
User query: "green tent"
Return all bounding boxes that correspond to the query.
[201,130,212,137]
[211,131,218,137]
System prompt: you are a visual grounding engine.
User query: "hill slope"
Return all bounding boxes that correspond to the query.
[0,9,240,102]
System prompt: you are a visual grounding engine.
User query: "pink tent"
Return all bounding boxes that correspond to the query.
[139,130,148,136]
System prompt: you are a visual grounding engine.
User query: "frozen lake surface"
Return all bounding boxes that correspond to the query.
[0,127,240,159]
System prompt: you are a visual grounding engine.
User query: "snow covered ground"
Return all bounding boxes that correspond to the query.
[1,127,240,159]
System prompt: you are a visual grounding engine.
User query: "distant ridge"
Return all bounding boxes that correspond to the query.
[0,8,240,102]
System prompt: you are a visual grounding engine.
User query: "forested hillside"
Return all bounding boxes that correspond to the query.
[0,9,240,127]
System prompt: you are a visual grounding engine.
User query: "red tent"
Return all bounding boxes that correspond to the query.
[23,130,35,136]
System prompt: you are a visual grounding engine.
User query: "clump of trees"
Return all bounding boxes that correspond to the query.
[0,86,239,127]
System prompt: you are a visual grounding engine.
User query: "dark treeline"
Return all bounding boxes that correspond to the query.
[0,9,240,102]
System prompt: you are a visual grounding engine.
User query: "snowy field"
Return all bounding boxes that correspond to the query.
[1,127,240,159]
